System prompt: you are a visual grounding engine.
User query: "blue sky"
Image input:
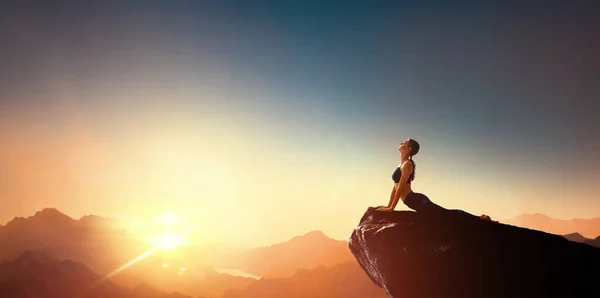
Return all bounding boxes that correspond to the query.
[0,1,599,242]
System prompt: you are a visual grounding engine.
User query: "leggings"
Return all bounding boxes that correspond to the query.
[403,192,471,216]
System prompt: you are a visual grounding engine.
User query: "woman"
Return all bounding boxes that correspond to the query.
[375,138,494,221]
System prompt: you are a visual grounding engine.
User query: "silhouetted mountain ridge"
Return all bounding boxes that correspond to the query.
[12,250,55,266]
[506,213,600,238]
[287,230,329,243]
[0,208,146,275]
[562,232,590,243]
[78,214,121,228]
[586,236,600,248]
[222,261,387,298]
[0,250,191,298]
[3,208,74,231]
[236,230,354,278]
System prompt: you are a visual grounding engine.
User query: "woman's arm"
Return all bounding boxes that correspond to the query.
[376,185,396,210]
[386,185,396,207]
[389,184,403,210]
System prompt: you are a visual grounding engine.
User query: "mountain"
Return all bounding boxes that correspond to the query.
[350,207,600,298]
[562,232,591,243]
[505,213,600,238]
[124,255,257,298]
[77,214,122,229]
[0,208,259,297]
[222,261,387,298]
[1,208,75,237]
[131,283,197,298]
[0,208,146,274]
[0,250,191,298]
[235,230,354,278]
[586,236,600,248]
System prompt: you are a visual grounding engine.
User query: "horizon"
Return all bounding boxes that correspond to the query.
[0,207,343,248]
[1,1,600,246]
[2,206,600,247]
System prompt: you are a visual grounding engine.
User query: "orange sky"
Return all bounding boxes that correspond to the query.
[2,96,599,247]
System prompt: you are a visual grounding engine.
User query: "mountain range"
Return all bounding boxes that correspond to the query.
[0,208,144,275]
[231,230,355,279]
[222,261,387,298]
[0,250,192,298]
[504,213,600,239]
[1,208,598,297]
[0,208,380,297]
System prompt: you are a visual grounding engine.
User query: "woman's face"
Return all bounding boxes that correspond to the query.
[398,138,411,154]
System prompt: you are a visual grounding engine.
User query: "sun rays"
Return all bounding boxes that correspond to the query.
[101,218,197,281]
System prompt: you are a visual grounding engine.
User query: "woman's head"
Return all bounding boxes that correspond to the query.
[398,138,420,158]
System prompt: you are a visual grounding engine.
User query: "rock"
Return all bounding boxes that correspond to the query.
[348,207,600,298]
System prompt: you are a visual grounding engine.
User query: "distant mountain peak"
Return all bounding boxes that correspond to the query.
[506,213,600,238]
[33,208,73,221]
[288,230,332,244]
[35,207,67,216]
[79,214,103,220]
[562,232,590,243]
[78,214,108,224]
[512,213,600,221]
[17,250,41,262]
[239,228,354,278]
[14,250,55,266]
[302,230,328,238]
[5,208,74,228]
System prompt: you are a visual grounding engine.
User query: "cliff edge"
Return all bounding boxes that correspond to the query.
[348,207,600,298]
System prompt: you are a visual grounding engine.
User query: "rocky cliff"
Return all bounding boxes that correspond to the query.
[349,207,600,298]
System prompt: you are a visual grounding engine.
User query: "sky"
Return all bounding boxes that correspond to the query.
[1,1,599,246]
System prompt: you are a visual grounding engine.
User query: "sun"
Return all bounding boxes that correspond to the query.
[150,232,189,250]
[155,212,182,226]
[102,224,197,280]
[146,212,197,250]
[148,224,197,251]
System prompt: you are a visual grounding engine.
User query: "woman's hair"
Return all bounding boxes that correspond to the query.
[408,139,420,157]
[408,139,420,182]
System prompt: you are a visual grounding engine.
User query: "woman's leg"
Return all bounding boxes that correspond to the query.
[404,193,476,216]
[402,192,422,211]
[404,192,446,213]
[449,209,475,216]
[404,193,494,221]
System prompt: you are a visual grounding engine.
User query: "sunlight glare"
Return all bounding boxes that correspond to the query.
[156,212,181,226]
[150,233,189,250]
[101,225,197,281]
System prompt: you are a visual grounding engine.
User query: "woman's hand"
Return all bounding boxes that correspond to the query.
[376,206,394,211]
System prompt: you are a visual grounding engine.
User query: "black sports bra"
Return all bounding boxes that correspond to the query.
[392,160,414,184]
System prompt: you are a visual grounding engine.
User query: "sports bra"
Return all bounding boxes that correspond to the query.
[392,160,414,184]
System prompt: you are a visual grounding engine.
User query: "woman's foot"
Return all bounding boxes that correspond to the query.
[479,214,499,223]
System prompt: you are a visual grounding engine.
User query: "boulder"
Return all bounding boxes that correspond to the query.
[349,207,600,298]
